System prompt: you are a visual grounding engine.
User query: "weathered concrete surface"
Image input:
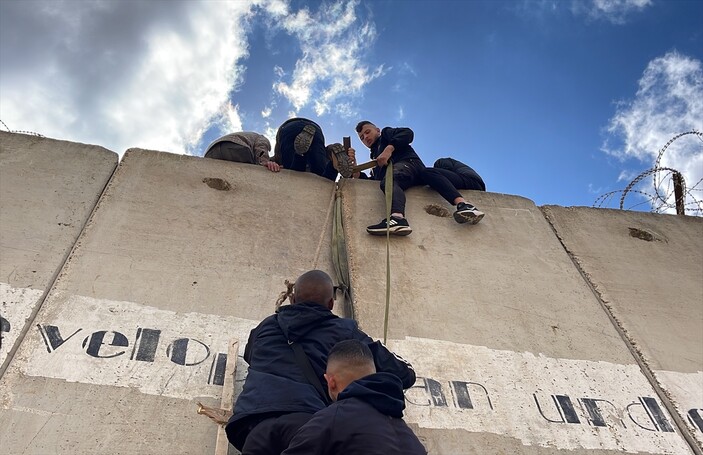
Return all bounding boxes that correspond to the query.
[341,178,696,454]
[0,132,117,369]
[2,138,700,454]
[0,149,340,454]
[543,206,703,448]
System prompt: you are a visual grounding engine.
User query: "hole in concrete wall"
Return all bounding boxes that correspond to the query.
[628,227,657,242]
[203,177,231,191]
[424,204,451,218]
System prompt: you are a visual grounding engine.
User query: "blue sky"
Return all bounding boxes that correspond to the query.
[1,0,701,213]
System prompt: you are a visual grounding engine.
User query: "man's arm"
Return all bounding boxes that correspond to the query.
[376,127,414,167]
[254,136,281,172]
[353,331,416,389]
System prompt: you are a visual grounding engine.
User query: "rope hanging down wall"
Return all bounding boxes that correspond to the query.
[594,131,703,215]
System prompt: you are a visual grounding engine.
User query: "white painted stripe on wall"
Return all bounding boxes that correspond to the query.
[0,282,44,366]
[390,337,695,454]
[3,284,699,453]
[11,291,259,400]
[655,369,703,448]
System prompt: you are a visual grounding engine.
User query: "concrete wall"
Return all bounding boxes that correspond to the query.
[542,206,703,449]
[0,131,118,370]
[341,179,700,454]
[0,132,700,454]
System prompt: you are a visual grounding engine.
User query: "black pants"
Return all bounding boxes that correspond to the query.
[421,168,465,205]
[204,141,256,164]
[240,412,313,455]
[434,167,484,191]
[379,159,426,215]
[276,119,337,181]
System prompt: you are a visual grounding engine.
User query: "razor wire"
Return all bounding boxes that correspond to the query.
[0,119,44,137]
[594,130,703,215]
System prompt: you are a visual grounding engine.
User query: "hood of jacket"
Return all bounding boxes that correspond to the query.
[276,301,337,342]
[337,372,406,418]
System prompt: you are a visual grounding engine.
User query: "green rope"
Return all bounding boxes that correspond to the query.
[383,161,393,344]
[331,185,353,318]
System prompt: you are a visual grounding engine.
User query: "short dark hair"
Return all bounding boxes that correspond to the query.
[355,121,375,133]
[327,339,374,368]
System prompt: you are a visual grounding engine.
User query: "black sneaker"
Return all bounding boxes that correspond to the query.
[366,216,412,236]
[294,124,316,155]
[326,143,353,178]
[454,202,484,224]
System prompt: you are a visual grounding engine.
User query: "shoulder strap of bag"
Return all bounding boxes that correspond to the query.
[287,340,331,405]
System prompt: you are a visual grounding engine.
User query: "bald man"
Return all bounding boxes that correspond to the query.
[225,270,415,455]
[283,340,427,455]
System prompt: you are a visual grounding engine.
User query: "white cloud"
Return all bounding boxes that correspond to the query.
[0,0,254,157]
[269,0,385,118]
[575,0,653,23]
[512,0,651,24]
[602,52,703,214]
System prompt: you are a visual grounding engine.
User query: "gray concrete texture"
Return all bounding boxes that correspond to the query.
[542,206,703,447]
[0,132,118,369]
[0,148,341,454]
[0,136,700,454]
[340,178,700,454]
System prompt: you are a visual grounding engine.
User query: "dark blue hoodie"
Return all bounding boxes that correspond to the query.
[225,302,416,449]
[282,372,427,455]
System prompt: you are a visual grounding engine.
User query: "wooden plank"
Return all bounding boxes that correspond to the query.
[215,339,239,455]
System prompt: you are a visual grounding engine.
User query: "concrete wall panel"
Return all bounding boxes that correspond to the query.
[341,179,695,454]
[2,141,700,454]
[0,132,117,368]
[0,149,340,454]
[542,206,703,448]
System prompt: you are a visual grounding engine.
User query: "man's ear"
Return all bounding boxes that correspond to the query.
[327,298,334,311]
[325,373,337,393]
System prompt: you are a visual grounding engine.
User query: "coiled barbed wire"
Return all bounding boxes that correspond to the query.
[0,119,44,137]
[594,130,703,215]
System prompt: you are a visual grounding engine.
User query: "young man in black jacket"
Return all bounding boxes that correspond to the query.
[355,121,484,236]
[225,270,415,454]
[282,339,427,455]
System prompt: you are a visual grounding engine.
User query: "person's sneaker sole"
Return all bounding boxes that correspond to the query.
[366,226,413,236]
[326,143,353,178]
[454,209,485,225]
[294,124,316,155]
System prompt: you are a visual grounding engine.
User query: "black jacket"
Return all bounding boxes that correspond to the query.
[225,302,416,448]
[369,127,424,180]
[282,372,427,455]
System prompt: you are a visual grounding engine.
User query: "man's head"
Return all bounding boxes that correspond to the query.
[324,339,376,401]
[355,121,381,149]
[292,269,334,310]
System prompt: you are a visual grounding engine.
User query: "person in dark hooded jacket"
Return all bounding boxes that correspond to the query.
[432,157,485,192]
[225,270,415,455]
[282,339,427,455]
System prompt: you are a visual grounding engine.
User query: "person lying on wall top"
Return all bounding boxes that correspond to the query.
[273,117,364,181]
[204,131,281,172]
